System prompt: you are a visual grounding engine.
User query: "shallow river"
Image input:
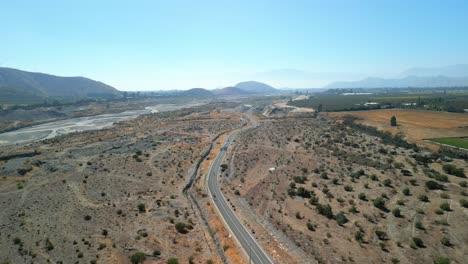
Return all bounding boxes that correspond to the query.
[0,103,204,146]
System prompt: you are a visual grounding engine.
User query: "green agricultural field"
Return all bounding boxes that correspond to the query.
[428,137,468,150]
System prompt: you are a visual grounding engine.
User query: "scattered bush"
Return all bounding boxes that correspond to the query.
[334,211,348,225]
[412,237,425,248]
[316,204,333,219]
[418,194,429,202]
[402,188,411,196]
[45,238,54,251]
[306,222,315,231]
[460,199,468,208]
[355,231,364,242]
[415,221,424,230]
[293,175,307,184]
[426,180,444,190]
[167,257,179,264]
[137,203,146,213]
[440,202,451,211]
[373,197,386,211]
[309,196,319,205]
[175,222,187,233]
[442,164,465,178]
[375,230,388,241]
[433,256,450,264]
[130,252,146,264]
[358,193,367,201]
[440,237,451,247]
[392,208,402,218]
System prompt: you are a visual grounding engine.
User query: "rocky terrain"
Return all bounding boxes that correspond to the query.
[0,103,244,264]
[223,117,468,264]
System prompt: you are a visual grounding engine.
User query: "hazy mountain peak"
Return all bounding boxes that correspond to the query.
[399,64,468,78]
[234,81,277,93]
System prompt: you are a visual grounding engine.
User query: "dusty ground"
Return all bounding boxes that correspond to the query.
[0,103,243,264]
[327,109,468,150]
[222,117,468,264]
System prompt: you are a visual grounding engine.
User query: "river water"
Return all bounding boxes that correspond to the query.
[0,103,204,146]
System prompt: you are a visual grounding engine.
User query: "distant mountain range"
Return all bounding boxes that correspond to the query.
[399,64,468,78]
[0,67,121,101]
[325,64,468,89]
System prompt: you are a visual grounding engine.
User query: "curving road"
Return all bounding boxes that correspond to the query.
[206,115,274,264]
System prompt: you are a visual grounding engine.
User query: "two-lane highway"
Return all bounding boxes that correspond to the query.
[206,116,274,264]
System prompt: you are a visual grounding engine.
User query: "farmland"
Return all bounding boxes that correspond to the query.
[428,137,468,150]
[327,109,468,150]
[289,89,468,112]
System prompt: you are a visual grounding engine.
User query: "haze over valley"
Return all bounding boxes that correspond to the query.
[1,1,468,264]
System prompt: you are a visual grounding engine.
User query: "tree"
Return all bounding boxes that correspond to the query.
[130,252,146,264]
[390,115,397,126]
[317,103,323,113]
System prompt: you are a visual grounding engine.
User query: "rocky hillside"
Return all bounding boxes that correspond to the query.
[0,67,121,100]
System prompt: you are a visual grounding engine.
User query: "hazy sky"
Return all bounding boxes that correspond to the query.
[2,0,468,90]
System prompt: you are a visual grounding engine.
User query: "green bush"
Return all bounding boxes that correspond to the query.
[316,204,334,219]
[358,193,367,201]
[167,258,179,264]
[402,188,411,196]
[426,180,444,190]
[440,202,451,211]
[392,208,402,218]
[334,211,348,225]
[434,173,449,182]
[137,203,146,213]
[373,197,386,210]
[295,212,302,219]
[433,256,450,264]
[415,221,424,230]
[442,164,465,178]
[355,231,364,242]
[418,194,429,202]
[175,222,187,233]
[460,199,468,208]
[412,237,425,248]
[440,237,451,246]
[375,230,388,241]
[309,196,319,205]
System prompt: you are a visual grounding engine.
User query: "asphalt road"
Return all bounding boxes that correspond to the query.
[206,116,274,264]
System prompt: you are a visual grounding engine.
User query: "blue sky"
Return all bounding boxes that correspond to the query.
[2,0,468,90]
